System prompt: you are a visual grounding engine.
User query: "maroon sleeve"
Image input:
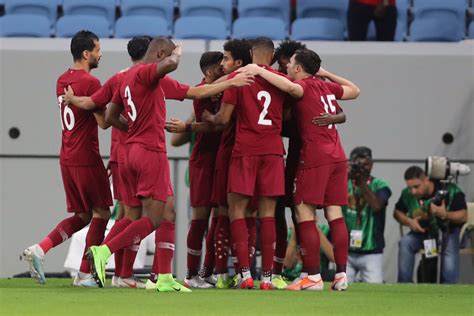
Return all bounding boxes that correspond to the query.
[87,77,101,96]
[161,75,190,101]
[325,81,344,100]
[137,63,160,87]
[221,72,238,106]
[91,76,115,109]
[111,88,123,106]
[294,79,307,97]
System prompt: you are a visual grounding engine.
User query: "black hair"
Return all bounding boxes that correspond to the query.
[70,30,99,61]
[127,36,152,62]
[223,39,252,66]
[251,36,274,51]
[199,51,224,74]
[404,166,425,181]
[350,146,373,160]
[294,48,321,75]
[274,40,307,63]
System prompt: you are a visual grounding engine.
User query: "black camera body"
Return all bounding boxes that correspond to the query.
[431,190,448,206]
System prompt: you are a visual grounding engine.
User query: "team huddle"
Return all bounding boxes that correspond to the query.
[21,30,360,292]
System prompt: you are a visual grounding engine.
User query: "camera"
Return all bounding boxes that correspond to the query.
[426,156,471,180]
[350,161,363,174]
[431,190,448,206]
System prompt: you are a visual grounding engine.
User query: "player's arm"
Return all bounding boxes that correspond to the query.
[166,118,225,133]
[185,72,254,100]
[312,111,346,126]
[317,67,360,100]
[201,103,235,126]
[171,111,194,146]
[93,111,111,130]
[105,102,128,132]
[62,85,96,110]
[240,64,304,99]
[156,44,182,78]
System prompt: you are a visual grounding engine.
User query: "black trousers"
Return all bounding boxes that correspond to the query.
[347,1,398,41]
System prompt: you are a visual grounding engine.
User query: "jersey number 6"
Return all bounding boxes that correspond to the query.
[58,96,75,131]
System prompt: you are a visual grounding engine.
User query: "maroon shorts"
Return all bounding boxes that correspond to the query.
[60,164,113,213]
[211,168,228,207]
[293,161,348,207]
[189,165,214,207]
[118,161,141,207]
[125,144,173,203]
[228,155,284,197]
[109,161,121,201]
[284,155,299,208]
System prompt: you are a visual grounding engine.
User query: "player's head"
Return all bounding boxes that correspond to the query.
[70,30,101,69]
[250,37,274,65]
[404,166,431,198]
[199,51,224,82]
[222,39,252,74]
[145,36,176,62]
[127,36,152,62]
[274,40,306,74]
[287,48,321,80]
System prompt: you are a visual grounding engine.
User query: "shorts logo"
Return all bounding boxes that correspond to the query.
[293,178,297,194]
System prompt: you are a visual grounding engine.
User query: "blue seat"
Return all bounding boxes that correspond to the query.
[469,21,474,39]
[174,16,229,39]
[56,15,109,38]
[237,0,291,30]
[291,18,344,41]
[395,0,410,41]
[5,0,57,30]
[410,0,466,41]
[62,0,115,33]
[179,0,233,31]
[233,17,287,40]
[0,14,51,37]
[297,0,348,21]
[120,0,174,32]
[115,16,170,38]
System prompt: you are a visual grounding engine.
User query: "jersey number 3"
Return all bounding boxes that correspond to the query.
[257,91,272,126]
[125,86,137,122]
[58,96,75,131]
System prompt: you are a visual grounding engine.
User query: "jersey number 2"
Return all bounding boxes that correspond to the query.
[125,86,137,122]
[257,91,272,126]
[58,96,75,131]
[320,94,337,129]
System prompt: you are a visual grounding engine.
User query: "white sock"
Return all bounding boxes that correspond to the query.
[335,272,346,279]
[241,270,251,280]
[308,274,322,282]
[299,272,308,279]
[262,276,271,283]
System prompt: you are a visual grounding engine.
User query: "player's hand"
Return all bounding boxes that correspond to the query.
[430,201,448,219]
[106,161,112,177]
[231,72,255,87]
[201,110,212,123]
[409,216,426,233]
[165,118,186,133]
[63,85,75,104]
[316,67,329,78]
[172,43,183,58]
[238,64,262,76]
[312,113,336,126]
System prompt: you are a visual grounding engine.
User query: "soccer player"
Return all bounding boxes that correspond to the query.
[241,48,360,291]
[88,37,253,292]
[271,40,347,290]
[203,37,289,290]
[63,36,153,288]
[22,30,113,287]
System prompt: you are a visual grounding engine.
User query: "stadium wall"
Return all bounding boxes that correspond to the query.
[1,39,473,283]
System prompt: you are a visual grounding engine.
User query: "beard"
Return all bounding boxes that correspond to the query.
[89,57,99,69]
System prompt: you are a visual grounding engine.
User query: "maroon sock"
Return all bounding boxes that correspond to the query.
[156,221,175,274]
[298,220,320,275]
[186,219,208,278]
[114,249,124,277]
[230,218,249,273]
[39,214,87,254]
[214,215,230,274]
[260,217,276,276]
[329,217,348,273]
[105,217,154,254]
[202,216,217,277]
[120,244,139,278]
[273,216,288,275]
[79,218,108,273]
[245,217,257,263]
[103,218,132,244]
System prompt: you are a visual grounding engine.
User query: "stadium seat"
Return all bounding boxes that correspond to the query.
[56,15,109,38]
[0,14,51,37]
[410,0,466,42]
[115,16,170,38]
[395,0,410,41]
[469,22,474,39]
[291,18,344,41]
[237,0,291,30]
[179,0,233,31]
[62,0,115,34]
[120,0,174,32]
[174,16,229,39]
[297,0,348,22]
[4,0,57,31]
[233,17,287,40]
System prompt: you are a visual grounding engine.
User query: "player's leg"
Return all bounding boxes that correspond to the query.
[257,196,277,290]
[214,205,232,288]
[245,207,257,269]
[201,208,218,284]
[272,197,288,289]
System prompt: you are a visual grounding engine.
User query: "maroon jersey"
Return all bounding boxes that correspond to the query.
[222,65,287,157]
[190,79,222,168]
[294,77,346,168]
[111,63,189,152]
[56,68,102,166]
[91,70,128,163]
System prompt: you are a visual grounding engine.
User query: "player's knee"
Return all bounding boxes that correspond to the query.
[76,211,92,224]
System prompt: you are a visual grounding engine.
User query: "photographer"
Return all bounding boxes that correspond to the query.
[394,166,468,284]
[342,147,392,283]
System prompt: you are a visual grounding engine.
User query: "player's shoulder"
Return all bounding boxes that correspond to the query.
[228,71,239,79]
[194,78,206,87]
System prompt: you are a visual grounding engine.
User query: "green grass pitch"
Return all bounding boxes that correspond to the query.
[1,278,472,316]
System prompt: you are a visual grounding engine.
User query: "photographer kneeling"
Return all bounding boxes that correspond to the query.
[394,166,468,284]
[342,147,392,283]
